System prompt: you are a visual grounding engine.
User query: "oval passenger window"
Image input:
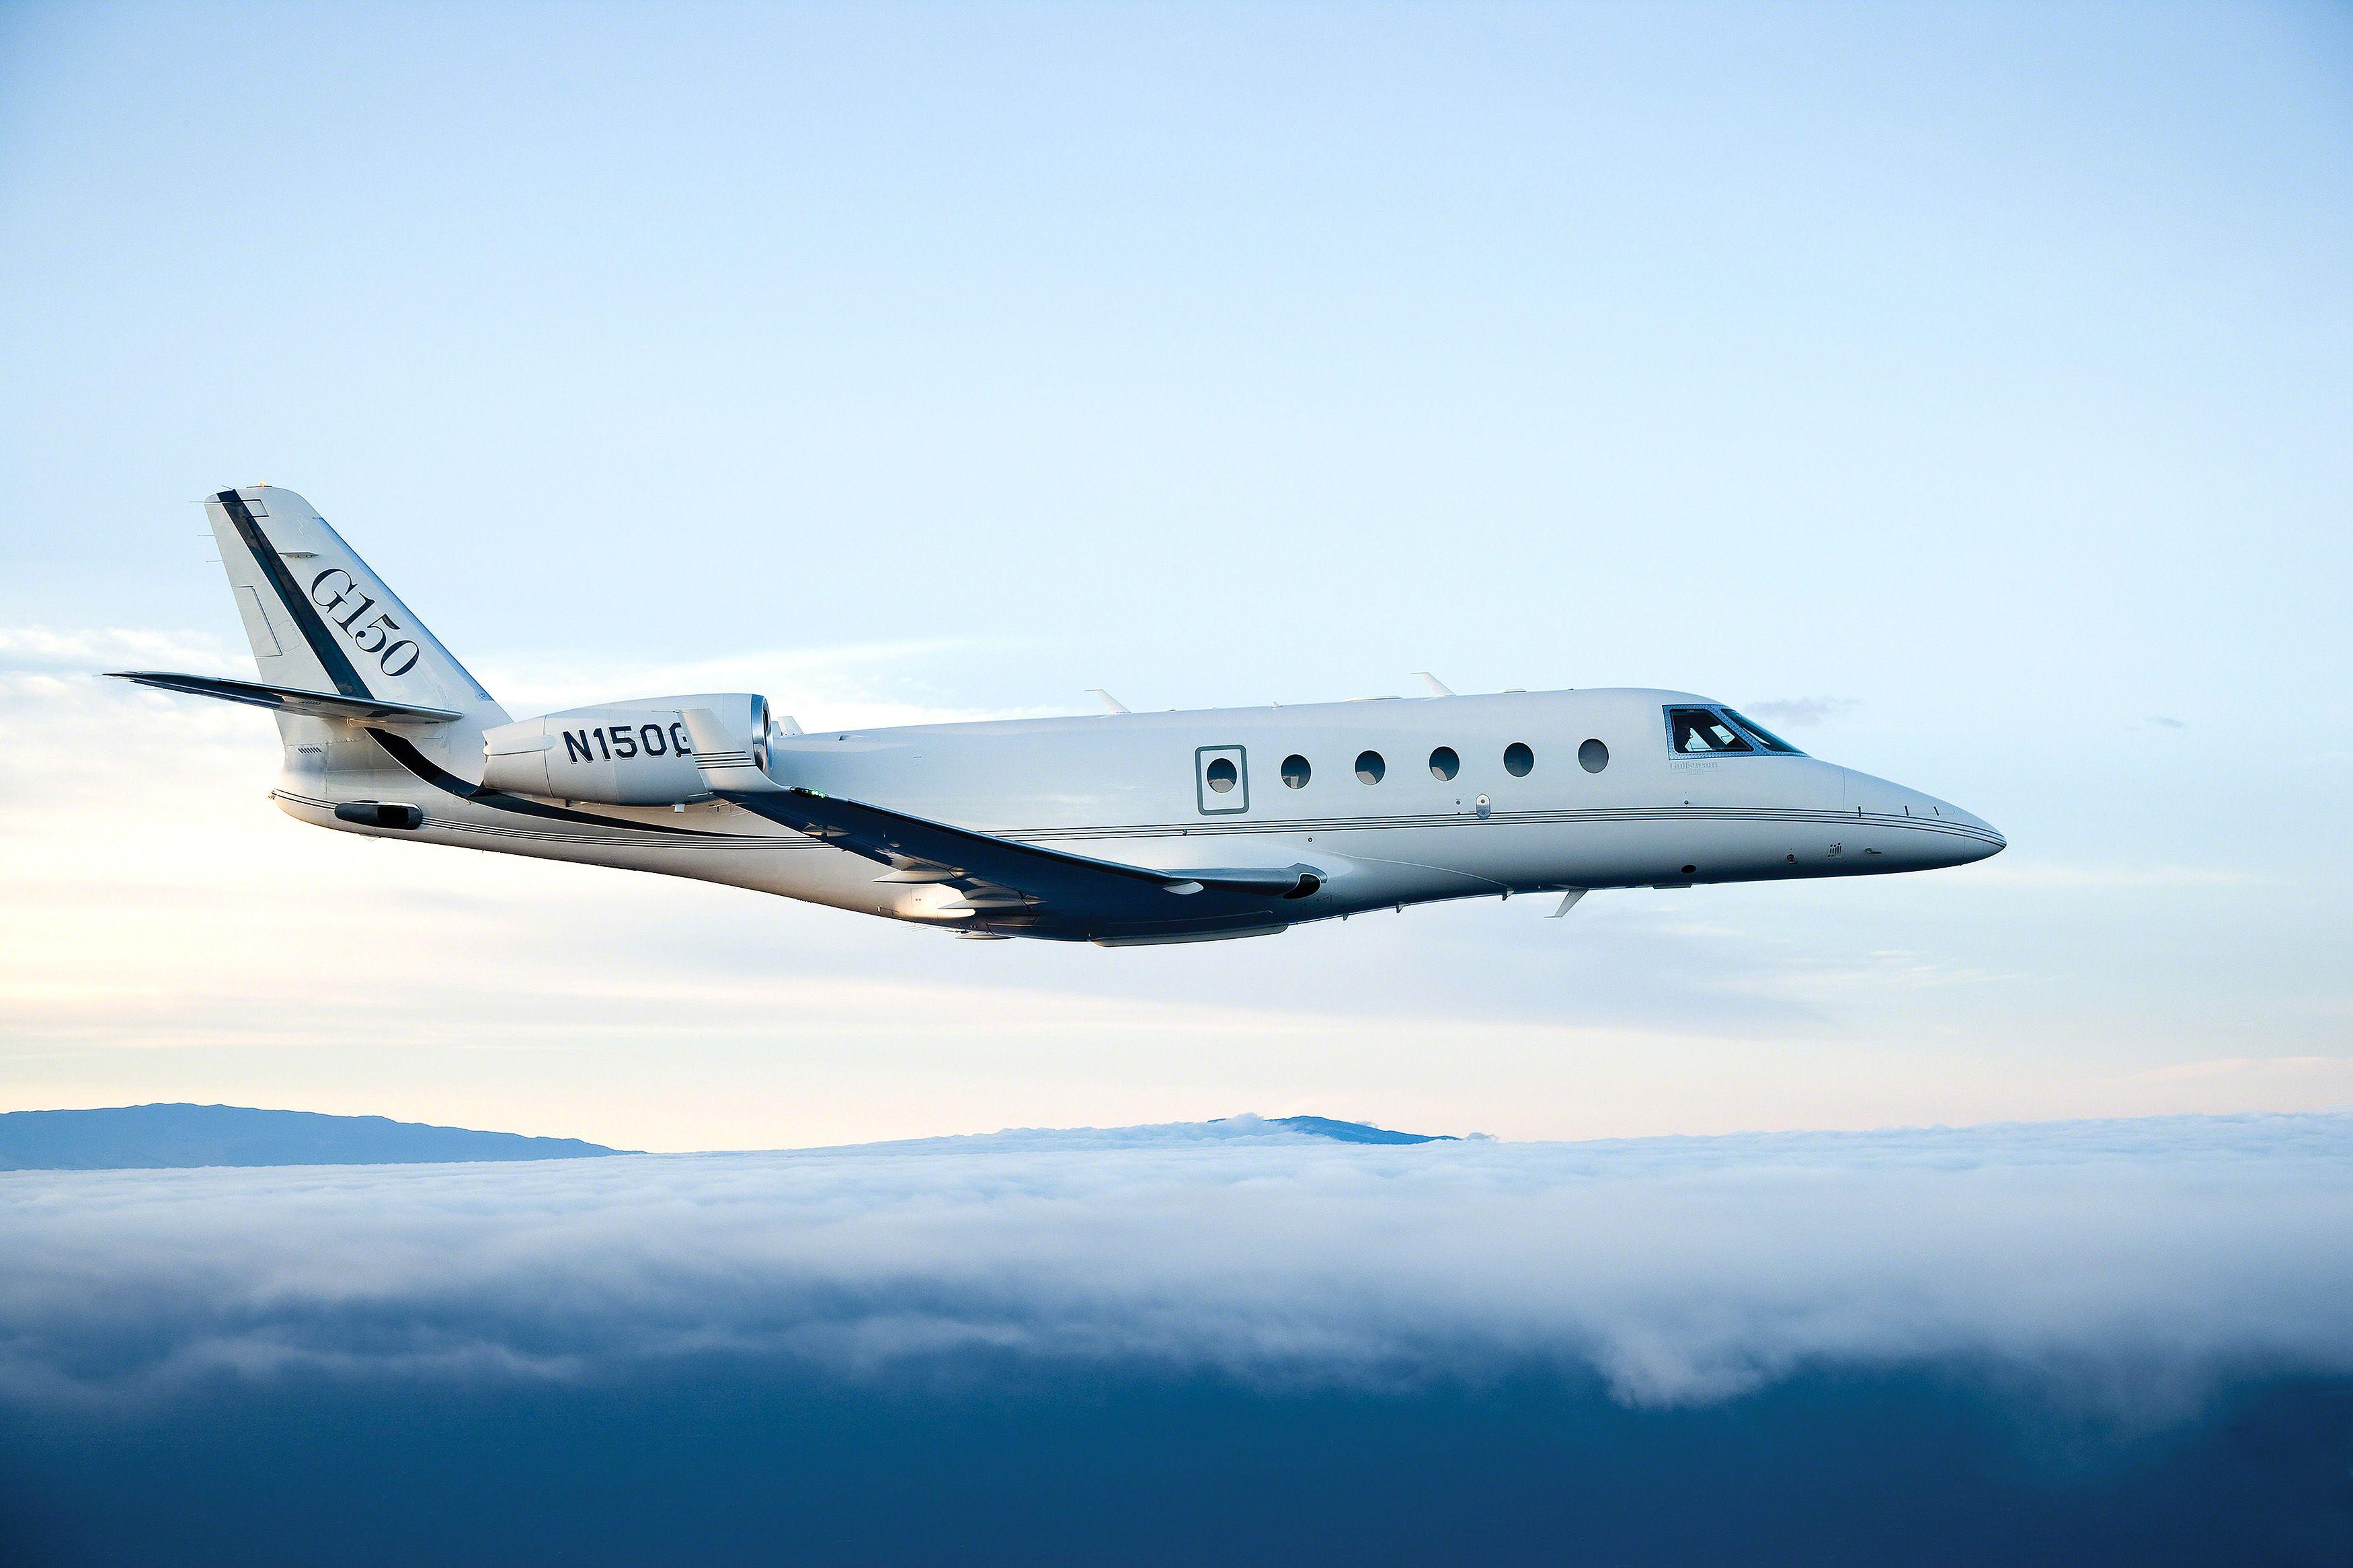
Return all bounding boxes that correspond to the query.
[1355,750,1386,784]
[1429,746,1459,781]
[1504,742,1534,777]
[1281,754,1311,788]
[1205,757,1238,793]
[1579,738,1609,774]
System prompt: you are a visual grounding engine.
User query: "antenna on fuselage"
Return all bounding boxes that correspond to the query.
[1087,688,1129,714]
[1412,672,1455,698]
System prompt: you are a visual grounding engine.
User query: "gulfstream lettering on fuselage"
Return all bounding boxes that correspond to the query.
[110,485,2005,948]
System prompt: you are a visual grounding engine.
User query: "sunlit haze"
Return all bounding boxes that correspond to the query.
[2,3,2348,1149]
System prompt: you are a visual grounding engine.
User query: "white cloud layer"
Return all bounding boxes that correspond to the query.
[3,1114,2348,1417]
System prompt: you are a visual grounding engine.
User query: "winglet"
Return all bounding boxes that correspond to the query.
[1087,688,1129,714]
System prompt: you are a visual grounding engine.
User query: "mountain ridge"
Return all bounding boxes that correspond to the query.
[0,1104,625,1171]
[0,1105,1457,1171]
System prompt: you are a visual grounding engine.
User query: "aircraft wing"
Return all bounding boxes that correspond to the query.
[717,785,1323,908]
[108,671,463,723]
[680,706,1321,919]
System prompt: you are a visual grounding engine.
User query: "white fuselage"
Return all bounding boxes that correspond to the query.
[274,684,2002,941]
[151,484,1999,946]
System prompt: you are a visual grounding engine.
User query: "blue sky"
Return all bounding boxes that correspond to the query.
[1,3,2349,1147]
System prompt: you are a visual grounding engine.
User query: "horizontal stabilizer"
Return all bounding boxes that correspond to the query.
[108,671,462,723]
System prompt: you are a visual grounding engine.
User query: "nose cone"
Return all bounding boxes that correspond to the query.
[1896,787,2005,868]
[1831,766,2005,869]
[1942,803,2006,864]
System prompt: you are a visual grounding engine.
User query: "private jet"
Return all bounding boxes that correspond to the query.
[113,487,2003,945]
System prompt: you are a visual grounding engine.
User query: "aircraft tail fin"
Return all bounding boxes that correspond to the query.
[201,485,507,725]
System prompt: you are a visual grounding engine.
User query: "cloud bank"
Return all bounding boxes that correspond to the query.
[3,1113,2348,1416]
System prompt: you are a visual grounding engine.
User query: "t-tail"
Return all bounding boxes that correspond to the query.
[110,485,510,801]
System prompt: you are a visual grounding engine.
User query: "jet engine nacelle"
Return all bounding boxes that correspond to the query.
[481,693,770,805]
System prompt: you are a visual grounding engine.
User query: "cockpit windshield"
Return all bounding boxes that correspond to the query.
[1669,708,1752,753]
[1666,706,1806,757]
[1722,709,1802,754]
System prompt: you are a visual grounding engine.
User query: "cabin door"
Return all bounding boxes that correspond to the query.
[1194,746,1248,815]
